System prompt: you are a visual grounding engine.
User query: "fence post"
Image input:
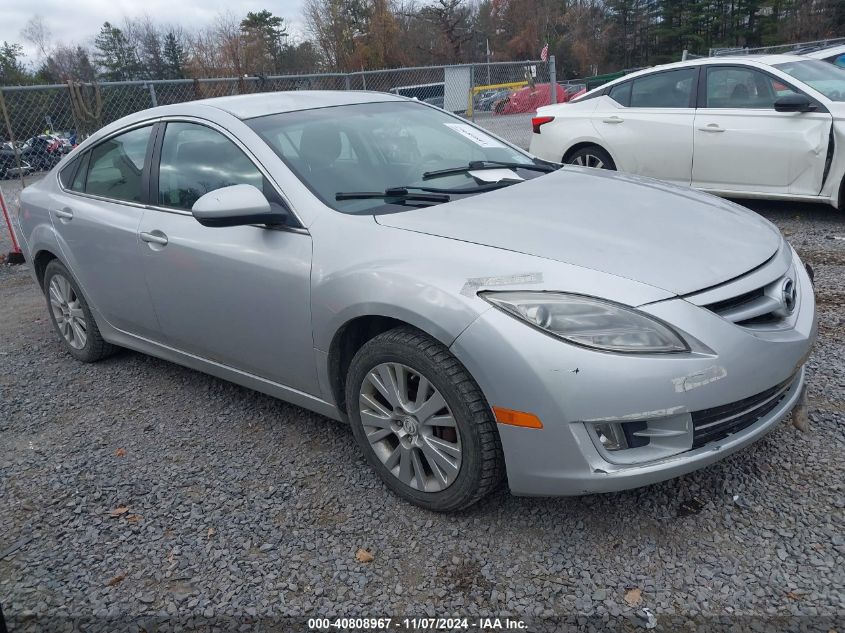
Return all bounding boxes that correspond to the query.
[0,89,26,189]
[682,49,689,61]
[469,64,475,122]
[549,55,557,105]
[148,83,158,107]
[344,74,351,90]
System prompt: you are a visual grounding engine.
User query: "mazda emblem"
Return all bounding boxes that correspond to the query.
[781,278,796,313]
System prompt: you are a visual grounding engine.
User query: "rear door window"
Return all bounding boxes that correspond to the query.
[630,68,696,108]
[84,126,153,202]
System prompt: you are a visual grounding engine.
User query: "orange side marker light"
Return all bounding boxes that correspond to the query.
[492,407,543,429]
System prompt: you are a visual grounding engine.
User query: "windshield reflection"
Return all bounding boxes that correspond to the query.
[247,101,539,214]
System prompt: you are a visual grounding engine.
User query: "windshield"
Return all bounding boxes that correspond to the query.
[247,101,538,214]
[773,59,845,101]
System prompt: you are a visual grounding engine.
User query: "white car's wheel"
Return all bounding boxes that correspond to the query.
[567,146,616,170]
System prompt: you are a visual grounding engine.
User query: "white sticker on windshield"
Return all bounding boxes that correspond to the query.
[468,169,524,183]
[444,123,506,148]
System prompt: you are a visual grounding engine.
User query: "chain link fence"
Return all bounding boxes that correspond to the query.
[710,37,845,57]
[1,59,559,186]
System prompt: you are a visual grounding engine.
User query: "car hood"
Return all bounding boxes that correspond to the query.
[374,167,782,296]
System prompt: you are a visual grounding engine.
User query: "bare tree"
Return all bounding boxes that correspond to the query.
[41,45,97,82]
[186,25,227,78]
[20,15,52,62]
[564,0,611,76]
[417,0,474,60]
[215,12,246,79]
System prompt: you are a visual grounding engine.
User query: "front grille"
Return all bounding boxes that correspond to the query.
[690,375,795,449]
[736,312,781,327]
[705,287,764,315]
[703,283,783,326]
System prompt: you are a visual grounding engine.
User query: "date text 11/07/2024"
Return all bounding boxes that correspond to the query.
[307,617,528,630]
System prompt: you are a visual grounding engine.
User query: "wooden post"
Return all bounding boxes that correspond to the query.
[0,89,26,189]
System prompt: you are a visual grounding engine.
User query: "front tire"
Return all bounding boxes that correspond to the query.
[43,260,116,363]
[345,327,504,511]
[566,146,616,170]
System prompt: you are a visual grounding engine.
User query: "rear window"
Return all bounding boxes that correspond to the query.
[827,54,845,69]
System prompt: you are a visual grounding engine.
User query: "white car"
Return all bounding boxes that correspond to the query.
[806,44,845,69]
[529,54,845,208]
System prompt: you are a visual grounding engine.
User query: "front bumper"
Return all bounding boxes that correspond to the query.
[450,259,816,497]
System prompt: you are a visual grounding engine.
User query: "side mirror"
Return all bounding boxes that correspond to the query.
[774,94,816,113]
[191,184,288,228]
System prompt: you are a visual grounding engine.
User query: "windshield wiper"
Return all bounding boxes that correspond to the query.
[336,187,450,203]
[422,159,558,180]
[335,181,518,204]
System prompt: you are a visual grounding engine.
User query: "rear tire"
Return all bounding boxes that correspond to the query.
[345,327,504,511]
[43,260,117,363]
[566,146,616,170]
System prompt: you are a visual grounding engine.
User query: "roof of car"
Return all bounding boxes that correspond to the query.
[187,90,405,119]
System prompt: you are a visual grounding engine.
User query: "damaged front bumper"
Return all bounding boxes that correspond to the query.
[503,367,804,496]
[450,258,816,497]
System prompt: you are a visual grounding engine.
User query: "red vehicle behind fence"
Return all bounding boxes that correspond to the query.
[495,83,569,115]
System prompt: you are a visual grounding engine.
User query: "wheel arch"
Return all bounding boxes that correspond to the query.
[562,141,617,167]
[33,249,60,288]
[326,314,455,416]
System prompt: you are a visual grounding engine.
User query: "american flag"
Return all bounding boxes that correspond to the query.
[540,43,549,62]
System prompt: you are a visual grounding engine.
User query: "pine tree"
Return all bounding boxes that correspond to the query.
[0,41,28,86]
[163,32,186,79]
[141,29,166,79]
[94,22,138,80]
[241,10,289,74]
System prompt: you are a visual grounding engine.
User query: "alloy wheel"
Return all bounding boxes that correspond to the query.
[358,362,462,492]
[48,274,87,350]
[571,153,605,169]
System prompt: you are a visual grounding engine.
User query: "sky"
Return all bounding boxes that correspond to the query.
[1,0,307,65]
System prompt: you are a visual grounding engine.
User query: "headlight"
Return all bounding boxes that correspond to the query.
[481,292,688,353]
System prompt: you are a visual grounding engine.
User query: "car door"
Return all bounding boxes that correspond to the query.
[137,119,318,394]
[51,123,162,339]
[592,67,698,186]
[692,64,833,195]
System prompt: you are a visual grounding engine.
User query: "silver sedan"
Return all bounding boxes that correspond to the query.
[14,91,816,511]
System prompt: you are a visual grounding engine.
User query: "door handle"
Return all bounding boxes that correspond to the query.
[698,124,725,133]
[140,231,168,246]
[602,116,624,124]
[53,209,73,220]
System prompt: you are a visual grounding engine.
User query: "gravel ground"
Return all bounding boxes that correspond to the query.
[1,176,843,632]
